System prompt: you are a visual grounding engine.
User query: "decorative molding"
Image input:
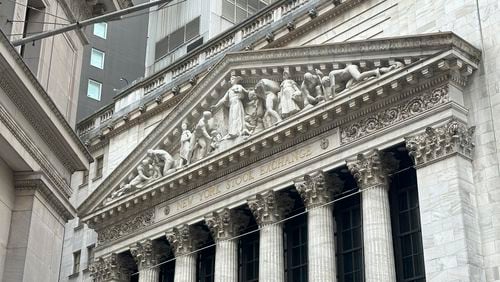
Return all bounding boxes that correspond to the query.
[130,239,158,269]
[0,104,73,197]
[346,149,399,189]
[205,208,248,241]
[247,190,294,226]
[96,209,155,244]
[89,253,130,282]
[294,170,342,209]
[405,118,475,167]
[340,85,449,144]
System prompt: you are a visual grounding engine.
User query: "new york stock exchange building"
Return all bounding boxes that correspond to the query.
[75,0,500,281]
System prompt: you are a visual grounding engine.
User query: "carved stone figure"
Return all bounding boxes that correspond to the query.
[178,121,192,167]
[188,111,215,164]
[328,62,403,95]
[254,78,281,126]
[111,158,154,198]
[211,75,248,139]
[147,149,175,176]
[301,71,327,109]
[278,71,302,118]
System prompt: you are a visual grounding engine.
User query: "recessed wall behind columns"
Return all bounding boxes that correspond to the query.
[0,157,15,280]
[2,189,66,282]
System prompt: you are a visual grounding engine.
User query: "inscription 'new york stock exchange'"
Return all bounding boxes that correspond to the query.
[155,134,335,222]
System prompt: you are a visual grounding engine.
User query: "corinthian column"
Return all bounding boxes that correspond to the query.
[89,253,130,282]
[247,190,293,282]
[346,149,398,282]
[405,119,480,281]
[166,225,200,282]
[205,208,248,282]
[294,170,342,282]
[130,239,159,282]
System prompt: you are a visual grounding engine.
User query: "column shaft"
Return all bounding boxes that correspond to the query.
[138,267,160,282]
[259,223,284,282]
[174,254,196,282]
[362,184,396,282]
[308,205,336,282]
[214,239,238,282]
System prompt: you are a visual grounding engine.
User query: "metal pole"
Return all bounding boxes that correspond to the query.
[11,0,172,47]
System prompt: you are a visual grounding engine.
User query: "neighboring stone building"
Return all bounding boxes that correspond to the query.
[0,0,131,281]
[75,0,499,281]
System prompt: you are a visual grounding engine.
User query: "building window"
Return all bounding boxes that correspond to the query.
[95,156,104,179]
[87,245,95,268]
[390,167,425,282]
[87,80,102,101]
[284,213,308,282]
[73,251,81,274]
[239,231,259,282]
[197,246,215,282]
[159,259,175,282]
[155,17,200,60]
[90,48,105,69]
[82,170,89,185]
[93,22,108,39]
[336,196,363,282]
[221,0,273,23]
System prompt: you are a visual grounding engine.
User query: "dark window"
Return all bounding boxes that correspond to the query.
[82,170,89,185]
[155,35,170,60]
[160,259,175,282]
[198,246,215,282]
[391,168,425,282]
[87,245,95,268]
[155,17,201,60]
[336,198,363,282]
[95,156,104,179]
[185,17,200,41]
[73,251,81,273]
[284,213,308,282]
[239,231,259,282]
[187,37,204,53]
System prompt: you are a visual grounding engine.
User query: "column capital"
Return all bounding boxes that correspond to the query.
[346,149,399,188]
[405,118,475,167]
[294,170,343,209]
[130,239,158,269]
[166,224,206,257]
[205,208,248,241]
[247,190,293,226]
[89,253,130,282]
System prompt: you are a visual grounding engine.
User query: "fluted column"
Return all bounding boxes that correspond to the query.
[205,208,248,282]
[294,171,342,282]
[166,225,200,282]
[406,119,481,281]
[347,149,398,282]
[89,253,130,282]
[247,190,292,282]
[130,239,160,282]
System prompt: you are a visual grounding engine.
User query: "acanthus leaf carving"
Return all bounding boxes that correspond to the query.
[247,190,294,226]
[346,149,399,189]
[89,253,130,282]
[97,209,155,244]
[405,118,475,166]
[130,239,159,269]
[294,170,343,208]
[205,208,249,241]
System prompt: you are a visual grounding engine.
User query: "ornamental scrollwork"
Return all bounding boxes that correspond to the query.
[97,209,155,244]
[346,149,399,189]
[340,85,449,144]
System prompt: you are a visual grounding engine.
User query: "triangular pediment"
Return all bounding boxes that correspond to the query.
[79,32,480,226]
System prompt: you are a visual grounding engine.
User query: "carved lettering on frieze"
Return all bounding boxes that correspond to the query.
[340,85,449,144]
[405,118,475,166]
[97,209,155,244]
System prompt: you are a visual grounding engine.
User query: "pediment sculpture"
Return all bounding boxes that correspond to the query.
[104,61,403,204]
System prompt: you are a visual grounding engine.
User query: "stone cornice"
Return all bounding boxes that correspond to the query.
[346,149,399,189]
[0,30,93,170]
[78,33,480,222]
[14,172,76,221]
[405,118,475,167]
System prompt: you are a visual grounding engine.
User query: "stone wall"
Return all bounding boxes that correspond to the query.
[0,157,15,280]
